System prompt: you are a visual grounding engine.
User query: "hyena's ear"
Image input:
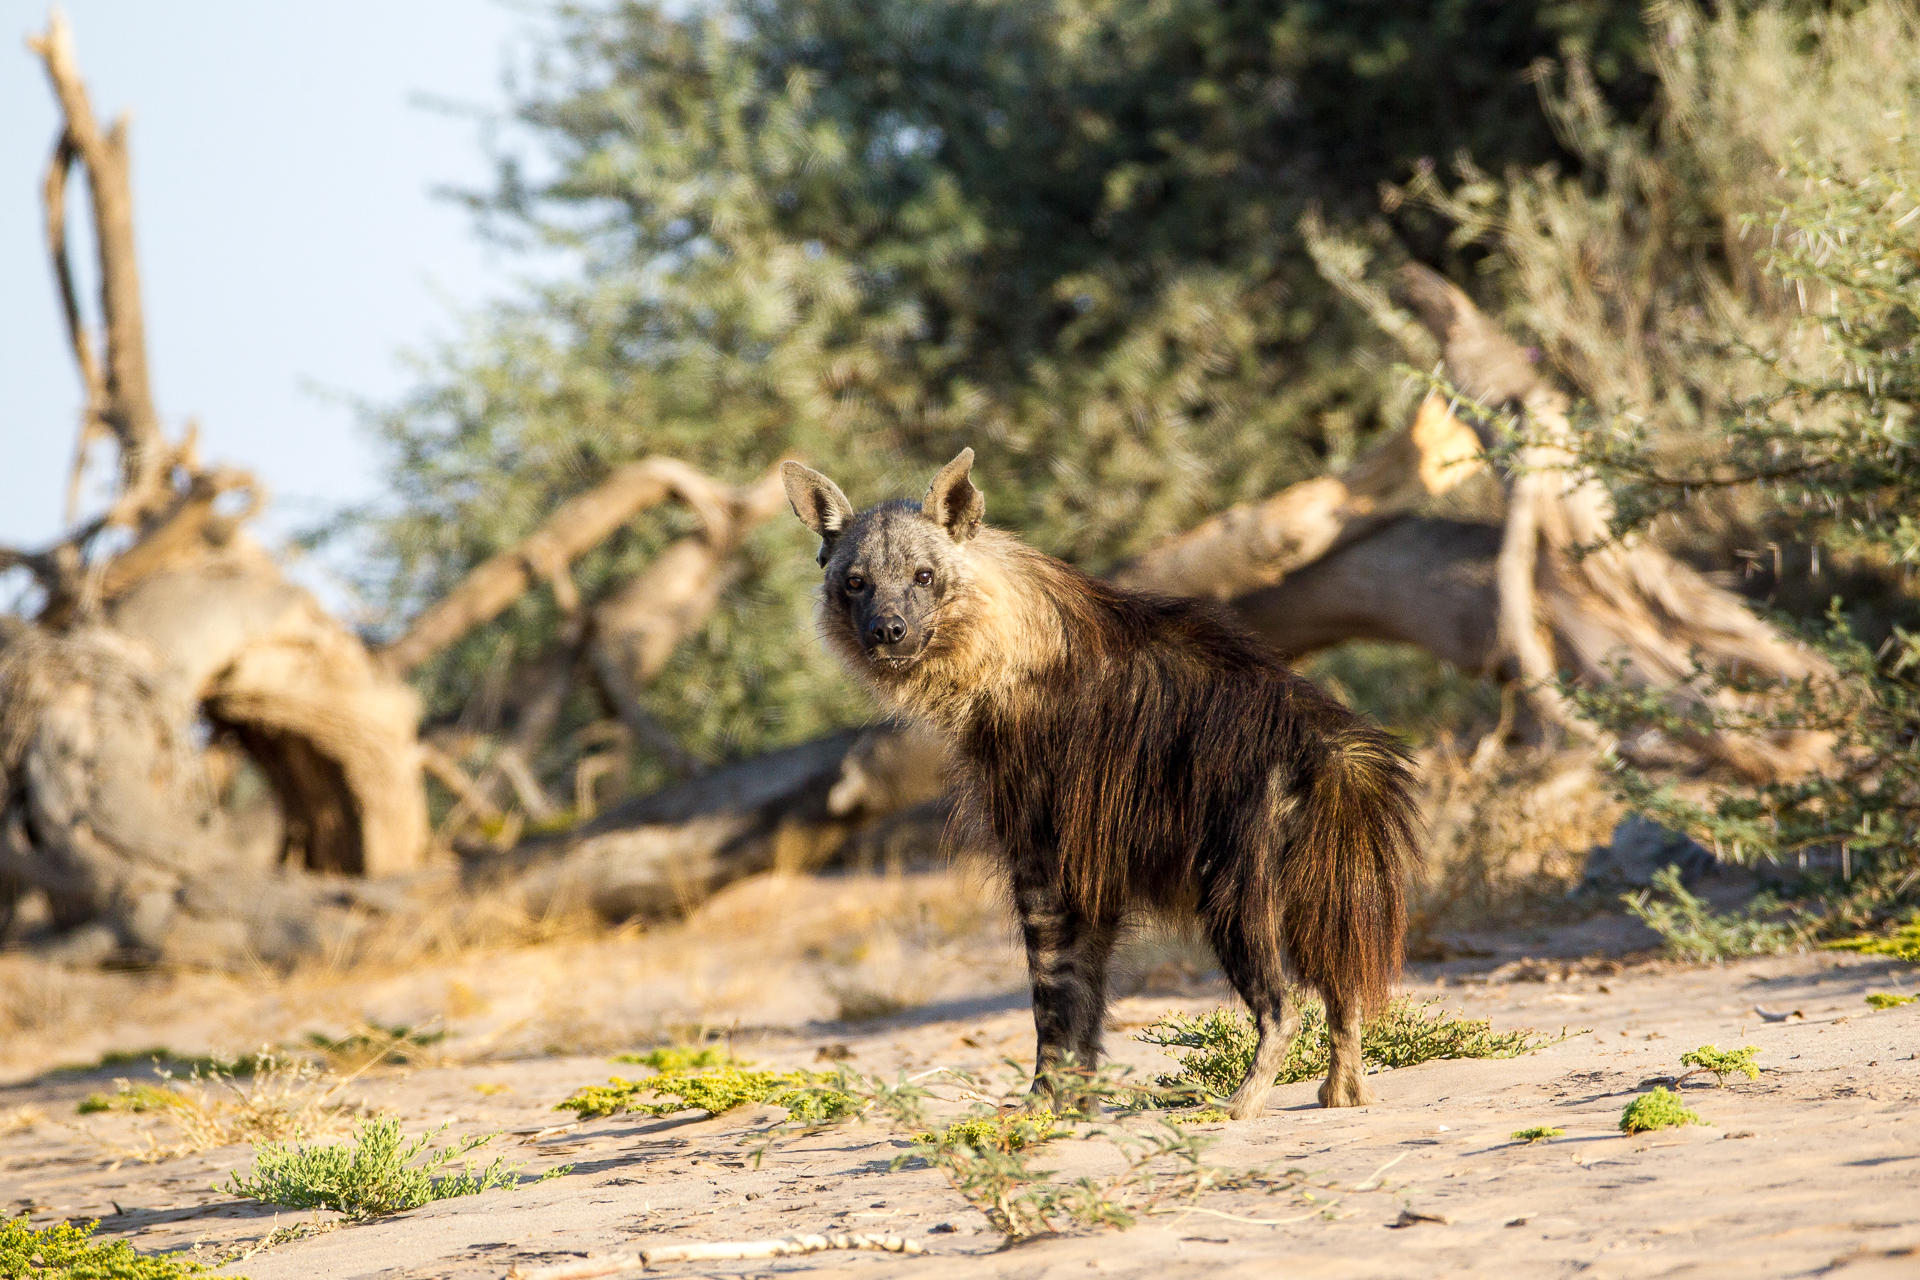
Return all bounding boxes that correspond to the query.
[923,447,984,543]
[782,461,856,565]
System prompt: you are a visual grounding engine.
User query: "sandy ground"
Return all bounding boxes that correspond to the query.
[4,869,1919,1279]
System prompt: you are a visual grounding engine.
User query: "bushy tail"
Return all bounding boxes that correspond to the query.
[1279,730,1421,1013]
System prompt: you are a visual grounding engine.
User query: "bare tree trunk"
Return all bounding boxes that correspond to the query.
[1387,263,1834,777]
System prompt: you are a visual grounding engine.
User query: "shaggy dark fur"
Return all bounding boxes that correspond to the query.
[782,449,1420,1117]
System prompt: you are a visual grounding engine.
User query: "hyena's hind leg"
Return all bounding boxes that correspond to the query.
[1013,874,1117,1114]
[1211,918,1302,1121]
[1317,987,1373,1108]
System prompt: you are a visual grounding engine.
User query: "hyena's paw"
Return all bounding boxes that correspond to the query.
[1224,1088,1271,1122]
[1317,1072,1374,1109]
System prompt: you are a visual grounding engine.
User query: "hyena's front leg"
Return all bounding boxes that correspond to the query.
[1013,876,1115,1114]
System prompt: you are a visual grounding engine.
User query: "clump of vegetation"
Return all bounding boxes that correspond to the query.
[1138,998,1570,1101]
[1865,993,1916,1010]
[1678,1045,1760,1086]
[892,1108,1298,1242]
[225,1118,564,1221]
[77,1081,190,1114]
[1511,1125,1564,1143]
[54,1048,274,1078]
[1829,917,1920,965]
[1619,1087,1704,1135]
[304,1024,446,1070]
[558,1066,860,1123]
[1,1215,223,1279]
[1624,870,1802,963]
[611,1044,736,1071]
[916,1111,1060,1154]
[75,1056,360,1162]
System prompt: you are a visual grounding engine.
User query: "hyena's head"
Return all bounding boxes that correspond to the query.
[781,449,984,672]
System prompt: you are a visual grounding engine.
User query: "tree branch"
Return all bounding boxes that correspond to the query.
[28,12,168,519]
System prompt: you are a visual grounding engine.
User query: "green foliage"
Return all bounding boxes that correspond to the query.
[1624,868,1803,963]
[610,1045,737,1072]
[76,1082,189,1115]
[1618,1087,1704,1135]
[557,1066,858,1123]
[1828,916,1920,964]
[916,1111,1060,1154]
[303,1025,446,1069]
[224,1118,564,1221]
[1679,1044,1760,1085]
[0,1216,221,1279]
[1138,998,1569,1100]
[343,0,1647,790]
[1511,1125,1563,1143]
[52,1049,270,1079]
[1865,992,1917,1009]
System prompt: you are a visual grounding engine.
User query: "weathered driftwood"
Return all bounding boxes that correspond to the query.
[1,17,429,955]
[1386,263,1834,777]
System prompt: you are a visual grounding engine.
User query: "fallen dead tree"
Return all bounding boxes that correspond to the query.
[0,16,429,957]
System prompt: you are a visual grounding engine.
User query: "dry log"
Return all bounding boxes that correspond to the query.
[1117,393,1483,598]
[1388,263,1834,777]
[488,729,949,923]
[585,468,789,756]
[379,459,780,677]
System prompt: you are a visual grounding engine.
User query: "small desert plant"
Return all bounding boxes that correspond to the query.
[77,1081,190,1114]
[1865,992,1916,1009]
[1829,917,1920,965]
[1678,1044,1760,1085]
[916,1111,1061,1154]
[611,1044,736,1071]
[79,1055,361,1162]
[1619,1087,1704,1135]
[1139,997,1569,1101]
[1624,869,1802,963]
[303,1024,446,1070]
[787,1065,1338,1242]
[896,1111,1295,1241]
[0,1215,222,1279]
[558,1066,861,1123]
[226,1118,564,1220]
[1511,1125,1564,1143]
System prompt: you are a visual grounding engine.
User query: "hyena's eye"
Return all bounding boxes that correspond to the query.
[914,569,934,586]
[844,574,866,593]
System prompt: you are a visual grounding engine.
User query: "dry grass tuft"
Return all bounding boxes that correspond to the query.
[82,1055,365,1163]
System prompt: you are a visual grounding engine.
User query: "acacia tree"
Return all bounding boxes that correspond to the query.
[351,0,1649,795]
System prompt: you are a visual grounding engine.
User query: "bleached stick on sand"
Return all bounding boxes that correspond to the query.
[506,1233,924,1279]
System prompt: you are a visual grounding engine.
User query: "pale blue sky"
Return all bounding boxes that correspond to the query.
[1,2,534,601]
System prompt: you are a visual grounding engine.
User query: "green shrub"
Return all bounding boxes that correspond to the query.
[1829,918,1920,965]
[916,1111,1060,1154]
[1618,1087,1704,1135]
[76,1082,190,1115]
[610,1045,737,1072]
[0,1215,223,1278]
[1624,869,1802,963]
[1679,1044,1759,1085]
[1865,992,1917,1010]
[1511,1125,1564,1143]
[225,1118,564,1220]
[1138,998,1570,1100]
[558,1066,859,1123]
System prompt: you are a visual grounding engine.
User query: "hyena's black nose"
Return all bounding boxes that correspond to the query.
[868,614,907,645]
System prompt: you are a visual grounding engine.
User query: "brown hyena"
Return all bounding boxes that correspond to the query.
[782,449,1420,1118]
